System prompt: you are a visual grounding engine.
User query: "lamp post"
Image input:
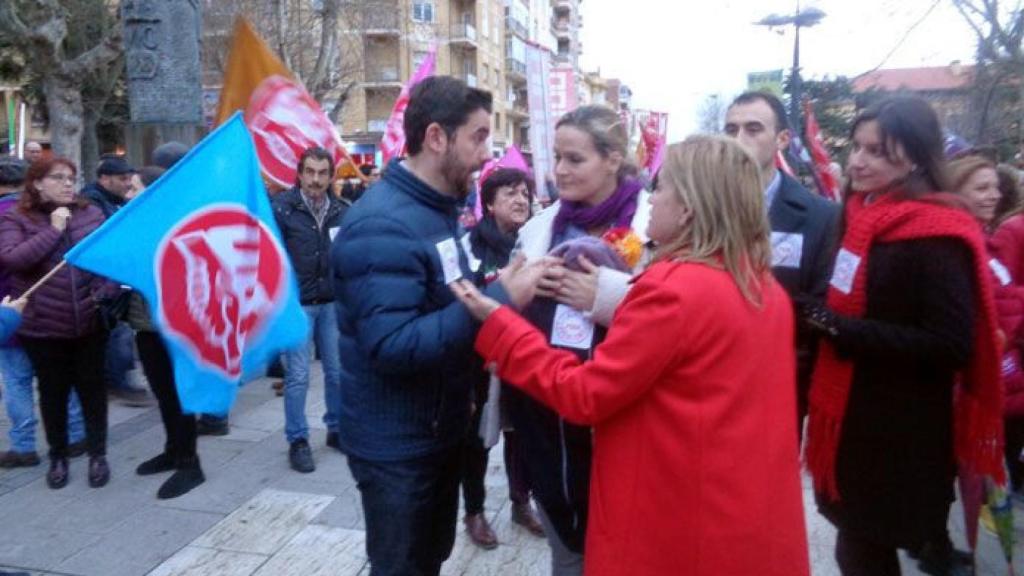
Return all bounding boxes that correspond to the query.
[755,3,825,138]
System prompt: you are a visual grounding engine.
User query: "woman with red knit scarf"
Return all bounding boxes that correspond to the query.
[800,97,1004,576]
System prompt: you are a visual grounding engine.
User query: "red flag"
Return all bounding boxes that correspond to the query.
[803,100,840,201]
[380,46,437,165]
[775,150,795,177]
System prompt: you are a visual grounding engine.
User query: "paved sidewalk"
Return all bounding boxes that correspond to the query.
[0,365,1019,575]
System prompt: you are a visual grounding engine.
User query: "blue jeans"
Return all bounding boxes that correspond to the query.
[105,322,137,391]
[348,447,463,576]
[282,303,341,443]
[0,346,84,453]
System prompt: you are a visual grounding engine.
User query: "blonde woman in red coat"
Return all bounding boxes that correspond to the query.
[450,135,810,576]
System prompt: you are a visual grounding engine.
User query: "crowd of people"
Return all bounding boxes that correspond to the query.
[1,73,1024,576]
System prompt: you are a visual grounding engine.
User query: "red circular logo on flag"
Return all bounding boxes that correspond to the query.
[245,75,344,188]
[156,205,287,378]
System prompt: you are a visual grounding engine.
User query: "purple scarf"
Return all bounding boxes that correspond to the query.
[552,177,643,236]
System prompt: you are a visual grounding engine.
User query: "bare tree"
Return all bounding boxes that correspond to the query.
[202,0,368,122]
[952,0,1023,153]
[0,0,123,170]
[696,94,727,134]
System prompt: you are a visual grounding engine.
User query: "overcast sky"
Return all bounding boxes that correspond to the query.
[579,0,977,140]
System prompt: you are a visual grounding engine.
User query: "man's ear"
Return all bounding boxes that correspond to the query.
[423,122,449,155]
[775,128,791,153]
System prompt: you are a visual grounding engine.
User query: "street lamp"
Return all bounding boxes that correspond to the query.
[755,4,826,138]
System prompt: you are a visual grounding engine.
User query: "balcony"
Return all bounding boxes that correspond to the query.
[508,101,529,120]
[505,57,527,84]
[362,10,400,36]
[363,67,403,90]
[505,15,528,39]
[553,18,572,38]
[450,22,478,50]
[367,119,389,133]
[554,0,572,15]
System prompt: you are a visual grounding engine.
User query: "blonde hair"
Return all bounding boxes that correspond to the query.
[948,155,996,196]
[556,105,637,180]
[655,135,772,305]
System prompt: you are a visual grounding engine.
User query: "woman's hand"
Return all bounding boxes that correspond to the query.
[500,255,556,310]
[1,295,26,314]
[555,255,600,312]
[451,279,501,321]
[50,207,71,232]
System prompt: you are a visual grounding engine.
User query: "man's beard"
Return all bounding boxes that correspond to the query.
[441,147,474,199]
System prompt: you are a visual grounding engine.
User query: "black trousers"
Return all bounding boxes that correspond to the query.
[461,428,531,515]
[835,530,901,576]
[1006,416,1024,491]
[22,332,108,459]
[136,331,197,462]
[348,446,462,576]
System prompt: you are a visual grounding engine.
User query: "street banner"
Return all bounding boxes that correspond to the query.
[65,114,309,414]
[526,43,554,201]
[633,110,669,176]
[747,69,785,96]
[380,45,437,165]
[548,65,578,126]
[475,145,532,219]
[214,18,292,125]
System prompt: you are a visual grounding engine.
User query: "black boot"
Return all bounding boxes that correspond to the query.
[917,540,974,576]
[136,452,176,476]
[157,456,205,500]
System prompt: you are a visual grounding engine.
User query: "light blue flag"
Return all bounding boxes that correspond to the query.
[66,113,309,414]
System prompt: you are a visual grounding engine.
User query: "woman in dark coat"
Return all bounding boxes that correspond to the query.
[0,157,113,490]
[800,97,1003,576]
[460,167,545,548]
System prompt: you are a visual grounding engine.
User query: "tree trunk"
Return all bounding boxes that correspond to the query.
[81,105,101,180]
[43,76,85,175]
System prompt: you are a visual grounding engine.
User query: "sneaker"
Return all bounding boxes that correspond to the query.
[46,457,69,489]
[88,455,110,488]
[0,450,40,468]
[109,387,153,407]
[136,452,176,476]
[288,439,315,473]
[510,501,545,537]
[196,418,229,436]
[157,458,205,499]
[67,441,87,458]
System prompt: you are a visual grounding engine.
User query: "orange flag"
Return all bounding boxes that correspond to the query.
[214,17,293,126]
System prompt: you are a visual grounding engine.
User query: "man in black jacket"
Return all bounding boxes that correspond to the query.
[272,147,348,473]
[724,91,840,436]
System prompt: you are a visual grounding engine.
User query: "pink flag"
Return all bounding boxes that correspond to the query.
[380,46,437,165]
[475,145,532,220]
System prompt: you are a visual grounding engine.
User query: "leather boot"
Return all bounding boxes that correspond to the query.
[46,457,69,489]
[464,513,498,550]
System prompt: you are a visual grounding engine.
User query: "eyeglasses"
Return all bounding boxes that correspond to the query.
[45,173,76,184]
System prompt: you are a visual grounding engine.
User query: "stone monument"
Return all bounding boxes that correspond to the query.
[122,0,204,166]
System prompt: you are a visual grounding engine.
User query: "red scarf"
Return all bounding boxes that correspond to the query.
[806,191,1005,501]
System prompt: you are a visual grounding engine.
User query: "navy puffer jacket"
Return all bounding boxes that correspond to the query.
[331,161,506,461]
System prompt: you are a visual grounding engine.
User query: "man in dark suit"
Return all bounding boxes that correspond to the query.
[724,91,840,437]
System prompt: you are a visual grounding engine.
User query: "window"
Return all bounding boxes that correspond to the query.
[412,1,434,23]
[495,112,502,132]
[483,63,490,85]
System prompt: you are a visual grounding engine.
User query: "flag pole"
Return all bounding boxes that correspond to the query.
[20,260,67,300]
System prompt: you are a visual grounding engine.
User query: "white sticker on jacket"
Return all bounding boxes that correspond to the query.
[435,237,462,284]
[830,248,861,295]
[329,226,340,242]
[990,258,1012,286]
[550,304,595,350]
[771,232,804,269]
[460,233,482,273]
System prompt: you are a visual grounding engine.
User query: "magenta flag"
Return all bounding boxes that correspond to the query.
[380,46,437,165]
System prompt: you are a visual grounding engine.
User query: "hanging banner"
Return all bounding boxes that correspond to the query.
[526,43,554,201]
[548,65,578,128]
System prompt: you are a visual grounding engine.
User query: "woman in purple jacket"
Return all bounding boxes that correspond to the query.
[0,157,111,489]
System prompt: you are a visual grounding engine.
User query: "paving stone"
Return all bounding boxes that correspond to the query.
[0,526,102,573]
[311,487,364,530]
[144,546,267,576]
[56,506,224,576]
[251,525,366,576]
[192,489,334,555]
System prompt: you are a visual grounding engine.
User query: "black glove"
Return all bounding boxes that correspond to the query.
[793,295,840,338]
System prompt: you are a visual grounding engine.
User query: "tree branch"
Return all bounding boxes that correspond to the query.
[63,26,122,83]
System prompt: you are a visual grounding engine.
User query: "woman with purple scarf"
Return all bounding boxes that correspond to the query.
[508,105,651,575]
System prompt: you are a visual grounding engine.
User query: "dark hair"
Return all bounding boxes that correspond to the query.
[0,158,27,187]
[295,147,335,187]
[404,76,493,156]
[730,91,790,133]
[847,96,949,198]
[480,168,534,211]
[138,165,166,187]
[152,141,189,169]
[19,157,86,213]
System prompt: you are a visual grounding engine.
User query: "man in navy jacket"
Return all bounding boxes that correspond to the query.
[331,77,501,575]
